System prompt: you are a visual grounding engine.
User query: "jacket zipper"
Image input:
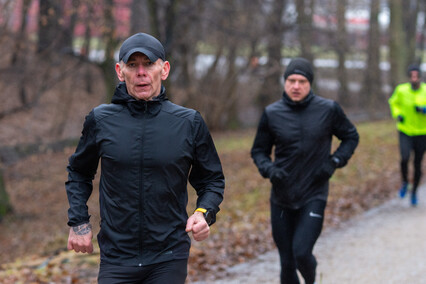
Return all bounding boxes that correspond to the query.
[138,105,146,265]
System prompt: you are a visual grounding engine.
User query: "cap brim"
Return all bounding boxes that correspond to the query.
[122,47,159,63]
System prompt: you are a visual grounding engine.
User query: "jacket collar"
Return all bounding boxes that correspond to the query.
[112,82,167,117]
[282,90,314,109]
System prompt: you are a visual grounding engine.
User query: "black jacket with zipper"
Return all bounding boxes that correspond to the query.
[251,91,358,209]
[66,82,225,266]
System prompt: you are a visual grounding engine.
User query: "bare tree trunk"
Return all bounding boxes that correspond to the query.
[403,0,419,65]
[0,1,14,43]
[9,0,32,117]
[195,46,225,115]
[38,0,62,54]
[100,0,119,103]
[10,0,31,64]
[257,0,287,110]
[143,0,182,100]
[173,2,206,106]
[206,45,240,130]
[362,0,382,116]
[0,168,12,222]
[147,0,161,38]
[336,0,349,107]
[61,0,80,51]
[389,0,408,88]
[205,2,240,129]
[161,0,181,100]
[82,2,95,93]
[130,0,148,34]
[296,0,314,62]
[419,1,426,64]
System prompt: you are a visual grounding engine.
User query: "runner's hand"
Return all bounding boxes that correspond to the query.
[186,212,210,241]
[67,222,94,253]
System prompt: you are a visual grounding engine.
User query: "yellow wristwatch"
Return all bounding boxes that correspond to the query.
[194,208,207,213]
[194,208,213,225]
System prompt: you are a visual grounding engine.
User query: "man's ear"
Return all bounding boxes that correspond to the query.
[161,61,170,81]
[115,63,125,82]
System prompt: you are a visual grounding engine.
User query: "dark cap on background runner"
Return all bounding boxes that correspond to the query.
[407,63,421,77]
[284,57,314,85]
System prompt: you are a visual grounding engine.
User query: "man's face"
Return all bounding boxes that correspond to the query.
[410,70,421,88]
[284,74,311,102]
[115,52,170,101]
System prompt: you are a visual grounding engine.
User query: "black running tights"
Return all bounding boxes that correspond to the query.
[271,200,326,284]
[399,132,426,193]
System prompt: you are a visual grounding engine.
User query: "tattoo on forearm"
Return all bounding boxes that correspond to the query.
[72,223,92,235]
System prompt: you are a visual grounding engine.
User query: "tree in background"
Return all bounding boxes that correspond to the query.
[100,0,119,102]
[296,0,314,63]
[419,1,426,64]
[335,0,350,107]
[389,0,416,88]
[38,0,62,53]
[129,0,148,35]
[0,0,105,222]
[403,0,420,67]
[256,0,287,111]
[0,167,12,221]
[362,0,382,116]
[3,1,426,135]
[3,0,426,129]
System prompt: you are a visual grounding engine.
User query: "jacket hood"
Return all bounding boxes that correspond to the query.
[112,82,167,116]
[282,90,314,109]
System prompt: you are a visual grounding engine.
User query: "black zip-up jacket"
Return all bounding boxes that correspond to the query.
[251,91,358,209]
[66,82,225,266]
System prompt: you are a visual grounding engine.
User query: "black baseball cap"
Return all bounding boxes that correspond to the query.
[119,33,165,63]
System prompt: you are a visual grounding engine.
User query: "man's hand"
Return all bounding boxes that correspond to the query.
[67,223,94,253]
[185,212,210,241]
[415,106,426,114]
[312,158,336,184]
[269,167,288,188]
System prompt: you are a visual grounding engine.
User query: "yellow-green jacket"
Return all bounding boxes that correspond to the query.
[389,82,426,136]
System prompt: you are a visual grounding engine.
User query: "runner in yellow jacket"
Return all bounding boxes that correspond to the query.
[389,64,426,206]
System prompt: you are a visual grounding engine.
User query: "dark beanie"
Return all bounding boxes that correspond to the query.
[407,63,421,76]
[284,57,314,84]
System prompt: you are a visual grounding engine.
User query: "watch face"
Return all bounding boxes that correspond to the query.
[204,211,213,225]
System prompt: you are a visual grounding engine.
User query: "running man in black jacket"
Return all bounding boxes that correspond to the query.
[65,33,225,283]
[251,57,359,284]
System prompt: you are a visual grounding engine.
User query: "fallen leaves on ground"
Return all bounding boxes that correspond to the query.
[0,121,408,283]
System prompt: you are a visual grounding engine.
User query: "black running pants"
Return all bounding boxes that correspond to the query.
[399,132,426,193]
[271,199,326,284]
[98,259,188,284]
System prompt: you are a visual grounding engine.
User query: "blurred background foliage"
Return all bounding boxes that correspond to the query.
[1,0,425,134]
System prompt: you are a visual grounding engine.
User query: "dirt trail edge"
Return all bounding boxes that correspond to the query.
[192,184,426,284]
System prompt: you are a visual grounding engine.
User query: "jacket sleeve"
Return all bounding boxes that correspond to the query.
[388,86,402,119]
[188,112,225,224]
[250,111,275,178]
[331,102,359,168]
[65,110,100,226]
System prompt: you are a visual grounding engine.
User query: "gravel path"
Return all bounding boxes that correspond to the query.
[193,184,426,284]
